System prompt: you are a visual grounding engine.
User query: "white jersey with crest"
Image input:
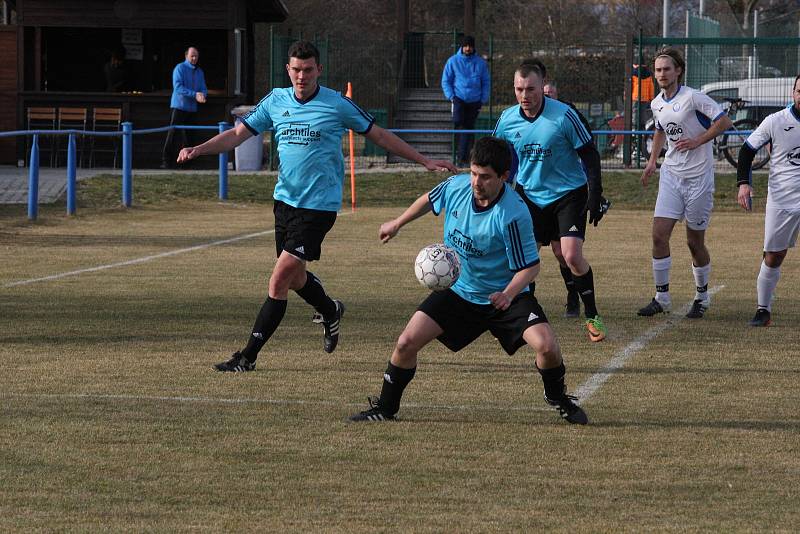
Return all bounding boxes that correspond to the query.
[744,105,800,209]
[651,85,725,179]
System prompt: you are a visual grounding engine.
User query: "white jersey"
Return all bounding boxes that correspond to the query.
[651,85,725,178]
[744,105,800,209]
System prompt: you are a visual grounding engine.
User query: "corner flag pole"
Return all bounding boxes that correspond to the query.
[346,82,356,212]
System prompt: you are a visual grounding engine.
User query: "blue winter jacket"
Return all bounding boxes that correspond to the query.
[441,50,490,104]
[170,60,208,112]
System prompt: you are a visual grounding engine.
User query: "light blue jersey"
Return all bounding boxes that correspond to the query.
[242,86,374,212]
[428,174,540,305]
[493,97,591,208]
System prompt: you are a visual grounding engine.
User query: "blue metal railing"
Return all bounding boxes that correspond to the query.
[1,124,754,221]
[0,122,231,220]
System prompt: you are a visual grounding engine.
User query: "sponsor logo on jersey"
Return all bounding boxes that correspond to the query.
[784,126,795,131]
[281,122,322,146]
[787,146,800,166]
[282,110,291,117]
[448,228,485,257]
[665,122,683,141]
[521,143,552,162]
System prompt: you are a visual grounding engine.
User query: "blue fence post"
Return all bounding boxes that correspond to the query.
[122,121,133,207]
[27,134,40,220]
[66,133,77,215]
[218,121,229,200]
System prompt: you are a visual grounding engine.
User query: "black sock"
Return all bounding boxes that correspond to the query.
[573,267,598,318]
[240,297,287,361]
[294,271,336,319]
[537,362,567,401]
[560,265,577,296]
[378,362,416,415]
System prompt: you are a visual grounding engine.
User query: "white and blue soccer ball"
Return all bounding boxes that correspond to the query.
[414,243,461,291]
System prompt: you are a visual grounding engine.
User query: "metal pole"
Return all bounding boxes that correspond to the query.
[663,0,670,38]
[489,34,494,124]
[66,133,76,215]
[218,122,229,200]
[27,134,40,220]
[752,9,759,79]
[122,121,133,207]
[699,0,705,17]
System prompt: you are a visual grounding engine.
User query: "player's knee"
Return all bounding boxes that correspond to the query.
[394,333,421,361]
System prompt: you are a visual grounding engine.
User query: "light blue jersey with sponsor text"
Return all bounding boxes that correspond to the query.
[241,86,374,211]
[429,174,540,305]
[493,97,591,208]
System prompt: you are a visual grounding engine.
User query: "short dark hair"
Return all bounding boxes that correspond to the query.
[470,136,511,177]
[516,59,545,80]
[654,47,685,82]
[794,74,800,91]
[288,40,320,64]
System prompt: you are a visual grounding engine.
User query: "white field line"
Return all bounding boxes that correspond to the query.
[3,230,275,288]
[3,392,550,413]
[3,212,357,288]
[574,285,725,402]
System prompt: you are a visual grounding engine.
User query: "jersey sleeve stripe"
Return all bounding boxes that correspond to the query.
[566,110,591,144]
[342,96,375,123]
[511,258,540,272]
[240,117,260,137]
[242,91,273,122]
[428,180,448,207]
[491,116,503,136]
[508,219,526,270]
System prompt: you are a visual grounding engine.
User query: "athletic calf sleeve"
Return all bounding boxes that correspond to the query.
[241,297,287,361]
[652,256,671,295]
[295,271,336,319]
[573,268,598,317]
[537,362,567,401]
[757,261,780,311]
[560,265,576,294]
[379,362,417,415]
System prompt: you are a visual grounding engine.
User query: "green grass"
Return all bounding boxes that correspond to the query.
[1,170,797,531]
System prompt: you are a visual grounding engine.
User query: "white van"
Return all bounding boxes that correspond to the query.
[700,77,793,122]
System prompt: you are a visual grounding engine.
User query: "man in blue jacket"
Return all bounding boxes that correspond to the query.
[161,46,207,169]
[441,35,490,167]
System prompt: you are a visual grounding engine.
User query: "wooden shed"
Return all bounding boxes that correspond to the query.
[0,0,288,166]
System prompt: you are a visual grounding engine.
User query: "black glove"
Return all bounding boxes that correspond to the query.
[587,192,611,227]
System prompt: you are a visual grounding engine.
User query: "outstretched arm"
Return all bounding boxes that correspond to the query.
[365,125,458,172]
[178,121,253,162]
[379,193,433,243]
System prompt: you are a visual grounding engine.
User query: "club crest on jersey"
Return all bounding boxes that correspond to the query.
[787,146,800,166]
[672,103,681,112]
[665,122,683,141]
[281,122,322,146]
[521,143,552,162]
[448,228,485,257]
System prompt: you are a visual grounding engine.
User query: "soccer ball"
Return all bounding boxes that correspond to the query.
[414,243,460,291]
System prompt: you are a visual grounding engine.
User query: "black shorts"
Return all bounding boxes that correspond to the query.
[418,289,548,355]
[273,200,337,261]
[515,184,588,245]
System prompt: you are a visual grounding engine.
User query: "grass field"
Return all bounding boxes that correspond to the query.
[1,171,798,531]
